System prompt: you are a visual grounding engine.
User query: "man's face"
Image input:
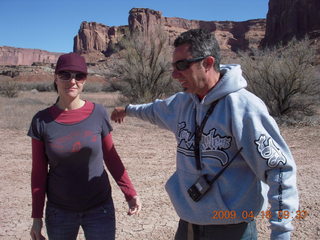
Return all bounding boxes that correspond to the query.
[172,44,207,96]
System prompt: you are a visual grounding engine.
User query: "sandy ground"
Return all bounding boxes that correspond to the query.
[0,92,319,239]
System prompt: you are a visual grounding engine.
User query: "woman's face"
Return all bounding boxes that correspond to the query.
[54,71,87,99]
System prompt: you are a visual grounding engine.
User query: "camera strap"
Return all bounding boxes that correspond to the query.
[194,100,243,183]
[194,100,219,170]
[206,147,243,185]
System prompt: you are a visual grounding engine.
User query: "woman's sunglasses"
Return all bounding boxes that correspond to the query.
[57,71,87,81]
[172,56,208,71]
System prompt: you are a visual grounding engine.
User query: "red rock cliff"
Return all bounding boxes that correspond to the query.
[73,21,128,54]
[74,8,266,59]
[0,46,62,66]
[262,0,320,46]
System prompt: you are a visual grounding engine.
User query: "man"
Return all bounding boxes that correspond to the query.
[111,29,298,240]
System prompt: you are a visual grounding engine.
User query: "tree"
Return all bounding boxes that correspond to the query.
[108,26,179,103]
[239,37,319,117]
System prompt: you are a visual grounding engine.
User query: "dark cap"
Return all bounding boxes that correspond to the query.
[55,53,87,74]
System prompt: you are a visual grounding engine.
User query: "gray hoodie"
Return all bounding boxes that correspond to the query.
[126,64,299,240]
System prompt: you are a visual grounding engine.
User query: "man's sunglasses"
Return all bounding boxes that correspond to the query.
[57,71,87,81]
[172,56,209,71]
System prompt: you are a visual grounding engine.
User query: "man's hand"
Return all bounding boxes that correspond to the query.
[127,195,142,216]
[30,218,46,240]
[111,107,126,123]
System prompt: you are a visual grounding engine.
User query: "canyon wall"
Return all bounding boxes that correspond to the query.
[0,46,62,66]
[74,8,266,60]
[262,0,320,46]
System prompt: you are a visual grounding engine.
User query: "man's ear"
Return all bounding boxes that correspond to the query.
[203,56,215,71]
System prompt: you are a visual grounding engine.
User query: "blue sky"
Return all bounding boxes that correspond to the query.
[0,0,269,53]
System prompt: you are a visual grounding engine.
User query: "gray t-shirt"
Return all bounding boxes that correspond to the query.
[28,103,113,211]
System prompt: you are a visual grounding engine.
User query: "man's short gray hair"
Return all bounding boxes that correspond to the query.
[174,29,221,72]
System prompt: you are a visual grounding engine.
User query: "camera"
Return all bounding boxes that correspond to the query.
[187,175,211,202]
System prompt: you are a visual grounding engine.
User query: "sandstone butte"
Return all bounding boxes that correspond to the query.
[73,8,265,62]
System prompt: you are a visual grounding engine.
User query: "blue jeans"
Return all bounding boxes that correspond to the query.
[175,219,257,240]
[45,201,115,240]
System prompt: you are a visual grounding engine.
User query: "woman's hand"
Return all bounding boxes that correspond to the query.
[30,218,46,240]
[127,195,142,216]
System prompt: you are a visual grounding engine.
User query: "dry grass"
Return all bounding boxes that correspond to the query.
[0,91,121,130]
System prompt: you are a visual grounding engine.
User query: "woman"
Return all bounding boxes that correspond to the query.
[28,53,141,240]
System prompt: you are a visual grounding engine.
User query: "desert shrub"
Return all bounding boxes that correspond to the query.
[0,81,55,92]
[104,78,126,92]
[0,76,19,98]
[82,82,105,92]
[239,37,319,118]
[33,82,55,92]
[107,26,180,103]
[17,82,55,92]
